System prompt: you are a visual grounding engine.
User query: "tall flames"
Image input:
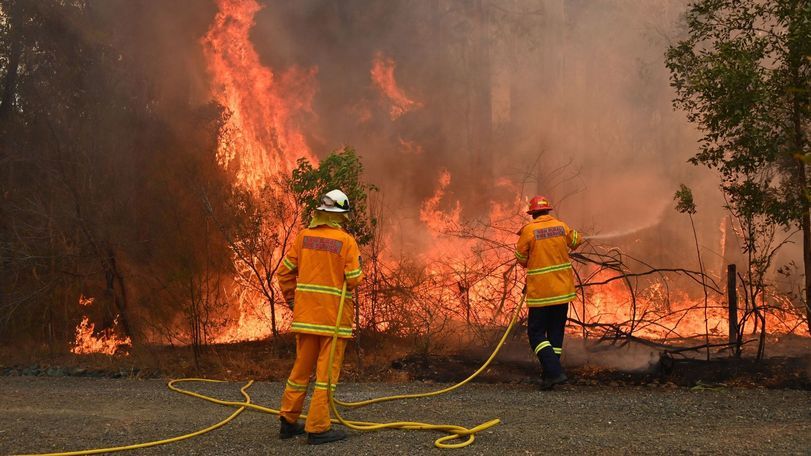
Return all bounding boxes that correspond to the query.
[200,0,802,343]
[198,0,319,342]
[202,0,317,192]
[72,0,804,354]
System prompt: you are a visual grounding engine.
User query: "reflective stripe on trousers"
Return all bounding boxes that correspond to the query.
[527,303,568,378]
[280,333,347,433]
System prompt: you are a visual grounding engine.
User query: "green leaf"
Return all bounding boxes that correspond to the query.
[674,184,698,215]
[287,147,376,245]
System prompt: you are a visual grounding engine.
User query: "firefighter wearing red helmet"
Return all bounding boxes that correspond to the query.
[515,196,582,389]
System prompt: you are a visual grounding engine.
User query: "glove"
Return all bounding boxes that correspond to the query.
[286,298,294,310]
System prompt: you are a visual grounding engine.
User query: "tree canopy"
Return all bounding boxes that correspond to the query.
[666,0,811,330]
[289,147,377,245]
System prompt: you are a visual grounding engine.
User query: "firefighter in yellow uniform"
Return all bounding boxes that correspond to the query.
[515,196,582,390]
[276,189,364,444]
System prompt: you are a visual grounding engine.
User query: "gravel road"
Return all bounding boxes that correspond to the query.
[1,377,809,455]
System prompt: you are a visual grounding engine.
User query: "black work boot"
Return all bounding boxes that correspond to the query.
[540,372,568,391]
[279,417,305,439]
[307,428,347,445]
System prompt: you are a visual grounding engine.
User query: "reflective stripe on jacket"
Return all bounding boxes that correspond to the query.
[515,215,581,307]
[277,225,364,338]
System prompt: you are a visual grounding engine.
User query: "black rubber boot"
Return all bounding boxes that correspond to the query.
[540,372,568,391]
[279,417,305,439]
[307,428,347,445]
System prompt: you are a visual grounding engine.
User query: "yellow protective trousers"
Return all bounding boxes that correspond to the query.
[280,333,347,433]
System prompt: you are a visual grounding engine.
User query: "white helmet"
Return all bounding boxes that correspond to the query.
[316,189,351,213]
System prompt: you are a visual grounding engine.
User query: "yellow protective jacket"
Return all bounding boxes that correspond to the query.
[515,214,582,307]
[277,225,363,338]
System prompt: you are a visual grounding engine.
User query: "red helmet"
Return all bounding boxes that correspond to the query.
[527,195,553,214]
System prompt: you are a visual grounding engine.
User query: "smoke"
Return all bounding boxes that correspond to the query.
[237,1,716,258]
[70,0,803,343]
[104,0,801,269]
[562,338,661,372]
[478,331,661,373]
[585,202,668,241]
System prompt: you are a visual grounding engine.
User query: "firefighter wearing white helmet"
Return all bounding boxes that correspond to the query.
[277,188,363,444]
[317,189,351,212]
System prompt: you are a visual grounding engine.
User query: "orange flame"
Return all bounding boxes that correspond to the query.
[408,173,806,339]
[196,5,804,344]
[580,269,804,339]
[200,0,321,343]
[71,296,132,355]
[202,0,317,192]
[371,52,422,119]
[419,169,461,233]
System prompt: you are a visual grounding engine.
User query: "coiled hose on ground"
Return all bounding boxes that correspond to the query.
[17,285,524,454]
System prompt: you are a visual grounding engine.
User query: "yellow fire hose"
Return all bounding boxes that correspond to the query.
[16,285,524,455]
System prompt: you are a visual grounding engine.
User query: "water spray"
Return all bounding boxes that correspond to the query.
[584,209,666,241]
[585,224,652,241]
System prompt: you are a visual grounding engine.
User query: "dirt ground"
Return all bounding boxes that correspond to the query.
[1,377,809,456]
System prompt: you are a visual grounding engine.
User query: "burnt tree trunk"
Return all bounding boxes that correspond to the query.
[268,281,279,339]
[105,248,134,342]
[727,264,741,357]
[0,0,23,121]
[466,0,493,199]
[801,151,811,335]
[803,208,810,335]
[792,57,810,335]
[188,278,202,371]
[787,2,811,334]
